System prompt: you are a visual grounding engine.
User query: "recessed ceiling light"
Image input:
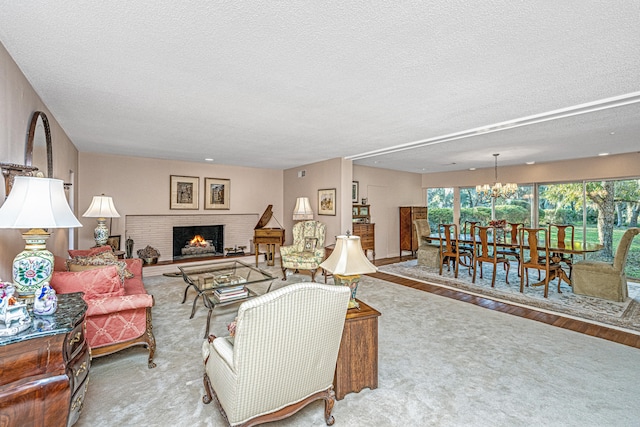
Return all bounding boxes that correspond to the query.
[205,158,214,161]
[526,161,535,165]
[469,167,476,171]
[598,153,609,156]
[609,131,616,135]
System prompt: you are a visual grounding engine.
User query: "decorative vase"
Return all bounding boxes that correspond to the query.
[126,237,134,259]
[33,283,57,316]
[12,235,54,296]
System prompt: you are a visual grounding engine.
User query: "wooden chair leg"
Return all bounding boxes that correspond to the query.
[491,263,497,287]
[453,255,459,278]
[504,261,510,284]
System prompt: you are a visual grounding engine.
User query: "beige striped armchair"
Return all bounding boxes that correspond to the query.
[202,282,350,426]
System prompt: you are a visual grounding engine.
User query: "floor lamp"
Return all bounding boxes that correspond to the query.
[293,197,313,221]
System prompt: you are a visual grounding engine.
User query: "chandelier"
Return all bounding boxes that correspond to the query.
[475,153,518,199]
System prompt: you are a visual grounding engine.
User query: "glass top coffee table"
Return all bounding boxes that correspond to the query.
[178,260,275,337]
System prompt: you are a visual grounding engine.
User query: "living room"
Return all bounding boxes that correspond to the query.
[1,3,640,426]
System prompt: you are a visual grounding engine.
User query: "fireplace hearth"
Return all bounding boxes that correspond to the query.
[173,225,224,260]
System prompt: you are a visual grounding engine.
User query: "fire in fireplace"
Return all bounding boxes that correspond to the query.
[173,225,224,259]
[181,235,216,256]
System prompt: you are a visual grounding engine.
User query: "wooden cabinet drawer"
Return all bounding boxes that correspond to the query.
[64,323,85,361]
[68,376,89,427]
[69,346,90,392]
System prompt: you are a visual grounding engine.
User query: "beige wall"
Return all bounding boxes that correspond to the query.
[353,165,424,259]
[0,42,79,279]
[422,153,640,188]
[283,158,350,246]
[77,152,284,250]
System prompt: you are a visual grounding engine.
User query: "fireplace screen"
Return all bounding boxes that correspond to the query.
[173,225,224,259]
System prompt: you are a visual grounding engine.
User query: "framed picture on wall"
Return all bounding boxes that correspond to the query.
[352,181,359,203]
[170,175,199,210]
[318,188,336,216]
[205,177,230,210]
[106,235,121,251]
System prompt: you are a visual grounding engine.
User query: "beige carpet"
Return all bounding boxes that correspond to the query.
[380,260,640,334]
[77,264,640,426]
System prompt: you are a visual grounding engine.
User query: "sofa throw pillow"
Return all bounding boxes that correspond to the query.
[66,251,134,283]
[303,237,318,253]
[68,245,113,258]
[50,265,125,299]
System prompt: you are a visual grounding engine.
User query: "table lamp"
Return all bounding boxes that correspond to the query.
[292,197,313,221]
[320,234,377,309]
[0,176,82,296]
[82,194,120,246]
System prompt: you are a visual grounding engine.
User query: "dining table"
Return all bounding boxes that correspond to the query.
[423,232,604,288]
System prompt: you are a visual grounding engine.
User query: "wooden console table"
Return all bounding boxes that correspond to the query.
[334,299,381,400]
[0,293,90,426]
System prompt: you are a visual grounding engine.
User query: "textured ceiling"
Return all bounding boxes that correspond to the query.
[0,1,639,173]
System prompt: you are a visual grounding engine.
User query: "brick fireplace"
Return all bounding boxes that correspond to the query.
[125,214,258,262]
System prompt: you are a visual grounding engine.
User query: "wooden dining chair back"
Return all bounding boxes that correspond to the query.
[460,220,480,255]
[548,224,575,278]
[497,222,523,275]
[518,227,562,298]
[472,226,510,287]
[438,224,472,278]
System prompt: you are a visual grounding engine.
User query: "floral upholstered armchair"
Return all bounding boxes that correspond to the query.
[280,220,326,282]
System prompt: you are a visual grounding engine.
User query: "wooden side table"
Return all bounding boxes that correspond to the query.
[334,299,381,400]
[322,244,335,283]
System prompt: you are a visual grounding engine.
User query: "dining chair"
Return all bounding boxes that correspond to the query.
[496,222,523,276]
[472,225,510,287]
[548,224,575,278]
[518,227,562,298]
[459,220,480,258]
[438,223,472,278]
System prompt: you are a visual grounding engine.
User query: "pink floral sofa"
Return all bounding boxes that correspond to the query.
[51,247,156,368]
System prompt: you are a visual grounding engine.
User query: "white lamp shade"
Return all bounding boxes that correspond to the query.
[293,197,313,220]
[82,195,121,218]
[0,176,82,229]
[320,235,377,275]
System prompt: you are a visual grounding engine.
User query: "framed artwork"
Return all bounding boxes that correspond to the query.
[205,177,230,210]
[170,175,199,210]
[106,235,121,251]
[318,188,336,216]
[352,181,359,203]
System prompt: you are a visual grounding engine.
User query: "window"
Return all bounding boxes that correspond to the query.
[426,187,453,229]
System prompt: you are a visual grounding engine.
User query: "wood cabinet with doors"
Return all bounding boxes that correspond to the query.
[399,206,428,257]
